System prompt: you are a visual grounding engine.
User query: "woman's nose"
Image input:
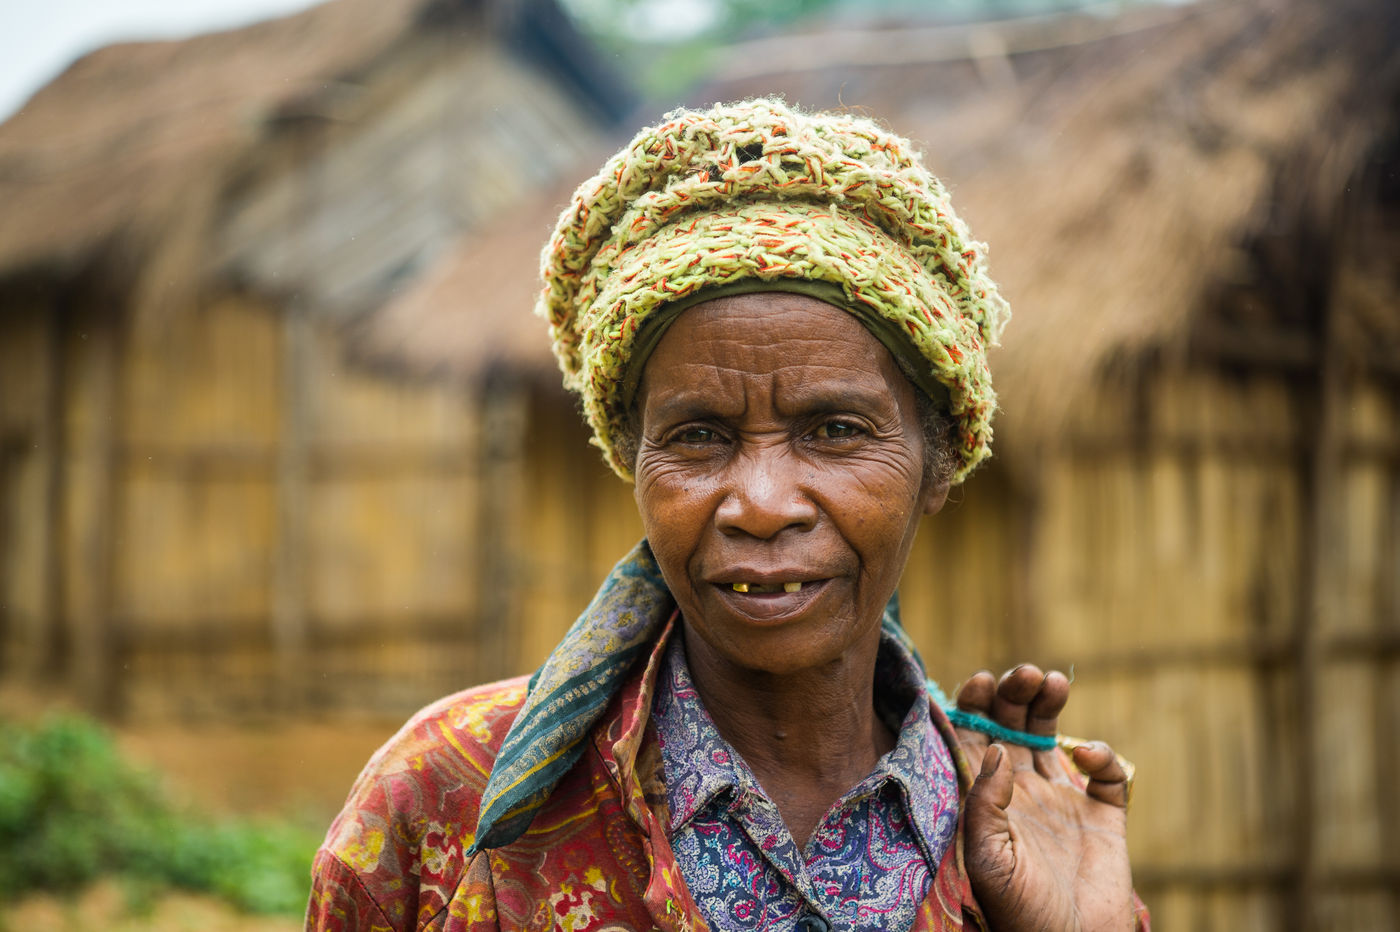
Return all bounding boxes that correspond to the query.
[713,445,818,539]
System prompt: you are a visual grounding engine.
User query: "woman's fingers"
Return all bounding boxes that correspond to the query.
[956,670,997,713]
[990,664,1044,732]
[1026,670,1069,735]
[986,665,1042,773]
[957,666,1082,786]
[1027,670,1074,783]
[968,744,1013,822]
[953,671,997,758]
[1072,741,1133,809]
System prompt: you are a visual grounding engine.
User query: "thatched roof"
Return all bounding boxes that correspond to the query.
[0,0,633,306]
[0,0,422,281]
[365,0,1400,462]
[355,174,590,383]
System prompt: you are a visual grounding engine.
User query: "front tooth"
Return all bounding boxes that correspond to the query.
[732,583,750,593]
[783,582,801,593]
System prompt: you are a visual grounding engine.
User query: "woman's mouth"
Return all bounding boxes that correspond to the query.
[728,581,805,594]
[711,577,833,621]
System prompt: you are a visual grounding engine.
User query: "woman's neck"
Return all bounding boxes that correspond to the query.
[679,626,896,846]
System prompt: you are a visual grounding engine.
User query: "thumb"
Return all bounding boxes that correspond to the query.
[964,747,1031,931]
[965,743,1014,850]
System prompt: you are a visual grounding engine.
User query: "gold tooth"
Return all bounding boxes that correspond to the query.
[783,582,801,593]
[731,582,749,593]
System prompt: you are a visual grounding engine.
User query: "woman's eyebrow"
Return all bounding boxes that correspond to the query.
[643,392,740,425]
[778,383,896,416]
[645,384,896,424]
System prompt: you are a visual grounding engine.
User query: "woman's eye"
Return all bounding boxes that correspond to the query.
[815,420,861,440]
[677,427,716,444]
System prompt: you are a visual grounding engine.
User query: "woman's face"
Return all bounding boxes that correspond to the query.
[633,293,950,678]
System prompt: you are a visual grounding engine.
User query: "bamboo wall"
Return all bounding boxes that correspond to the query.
[515,391,644,672]
[1011,367,1398,929]
[0,285,57,687]
[0,294,491,721]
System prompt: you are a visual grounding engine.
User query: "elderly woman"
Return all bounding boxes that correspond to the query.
[307,100,1145,932]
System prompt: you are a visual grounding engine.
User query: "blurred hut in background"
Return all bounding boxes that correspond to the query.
[371,0,1400,928]
[0,0,634,721]
[1,0,1398,927]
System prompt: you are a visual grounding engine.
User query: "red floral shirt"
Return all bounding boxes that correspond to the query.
[306,624,1149,931]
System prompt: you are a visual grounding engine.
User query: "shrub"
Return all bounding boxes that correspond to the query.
[0,716,319,915]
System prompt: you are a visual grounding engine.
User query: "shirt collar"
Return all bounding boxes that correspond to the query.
[651,627,959,857]
[650,632,757,835]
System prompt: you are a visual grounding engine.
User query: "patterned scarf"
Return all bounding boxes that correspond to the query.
[470,540,1053,853]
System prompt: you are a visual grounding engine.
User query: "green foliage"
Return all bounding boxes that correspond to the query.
[0,716,320,916]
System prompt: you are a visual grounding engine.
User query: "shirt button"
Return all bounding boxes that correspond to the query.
[796,917,831,932]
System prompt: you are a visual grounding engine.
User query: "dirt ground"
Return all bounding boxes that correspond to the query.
[2,881,303,932]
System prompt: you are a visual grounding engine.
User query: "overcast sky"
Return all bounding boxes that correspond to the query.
[0,0,325,122]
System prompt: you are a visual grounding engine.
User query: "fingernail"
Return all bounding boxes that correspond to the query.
[981,743,1004,775]
[1074,740,1108,759]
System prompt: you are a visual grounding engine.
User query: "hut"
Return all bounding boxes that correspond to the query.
[367,0,1400,928]
[0,0,634,721]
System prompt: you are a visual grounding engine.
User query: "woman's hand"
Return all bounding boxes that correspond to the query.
[955,665,1135,932]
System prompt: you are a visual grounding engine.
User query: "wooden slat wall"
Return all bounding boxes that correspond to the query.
[1315,380,1400,929]
[516,390,644,674]
[0,295,55,680]
[117,295,280,718]
[900,465,1022,686]
[62,303,124,713]
[1006,368,1399,931]
[0,294,487,720]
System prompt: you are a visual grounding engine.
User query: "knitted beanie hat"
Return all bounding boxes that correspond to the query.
[538,98,1010,484]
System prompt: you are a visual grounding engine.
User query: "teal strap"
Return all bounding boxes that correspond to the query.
[927,679,1059,752]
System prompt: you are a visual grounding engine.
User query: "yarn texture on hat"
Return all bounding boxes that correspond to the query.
[538,97,1010,484]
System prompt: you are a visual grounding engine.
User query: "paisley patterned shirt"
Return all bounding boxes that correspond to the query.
[653,632,961,932]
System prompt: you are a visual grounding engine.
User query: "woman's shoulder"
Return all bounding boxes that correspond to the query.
[333,674,531,825]
[367,675,532,782]
[307,676,532,931]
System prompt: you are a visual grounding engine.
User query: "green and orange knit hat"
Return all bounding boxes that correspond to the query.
[537,98,1010,484]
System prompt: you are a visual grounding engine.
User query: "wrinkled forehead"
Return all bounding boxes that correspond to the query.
[621,284,948,416]
[633,293,923,424]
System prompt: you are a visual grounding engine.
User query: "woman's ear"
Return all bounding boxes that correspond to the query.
[922,476,952,517]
